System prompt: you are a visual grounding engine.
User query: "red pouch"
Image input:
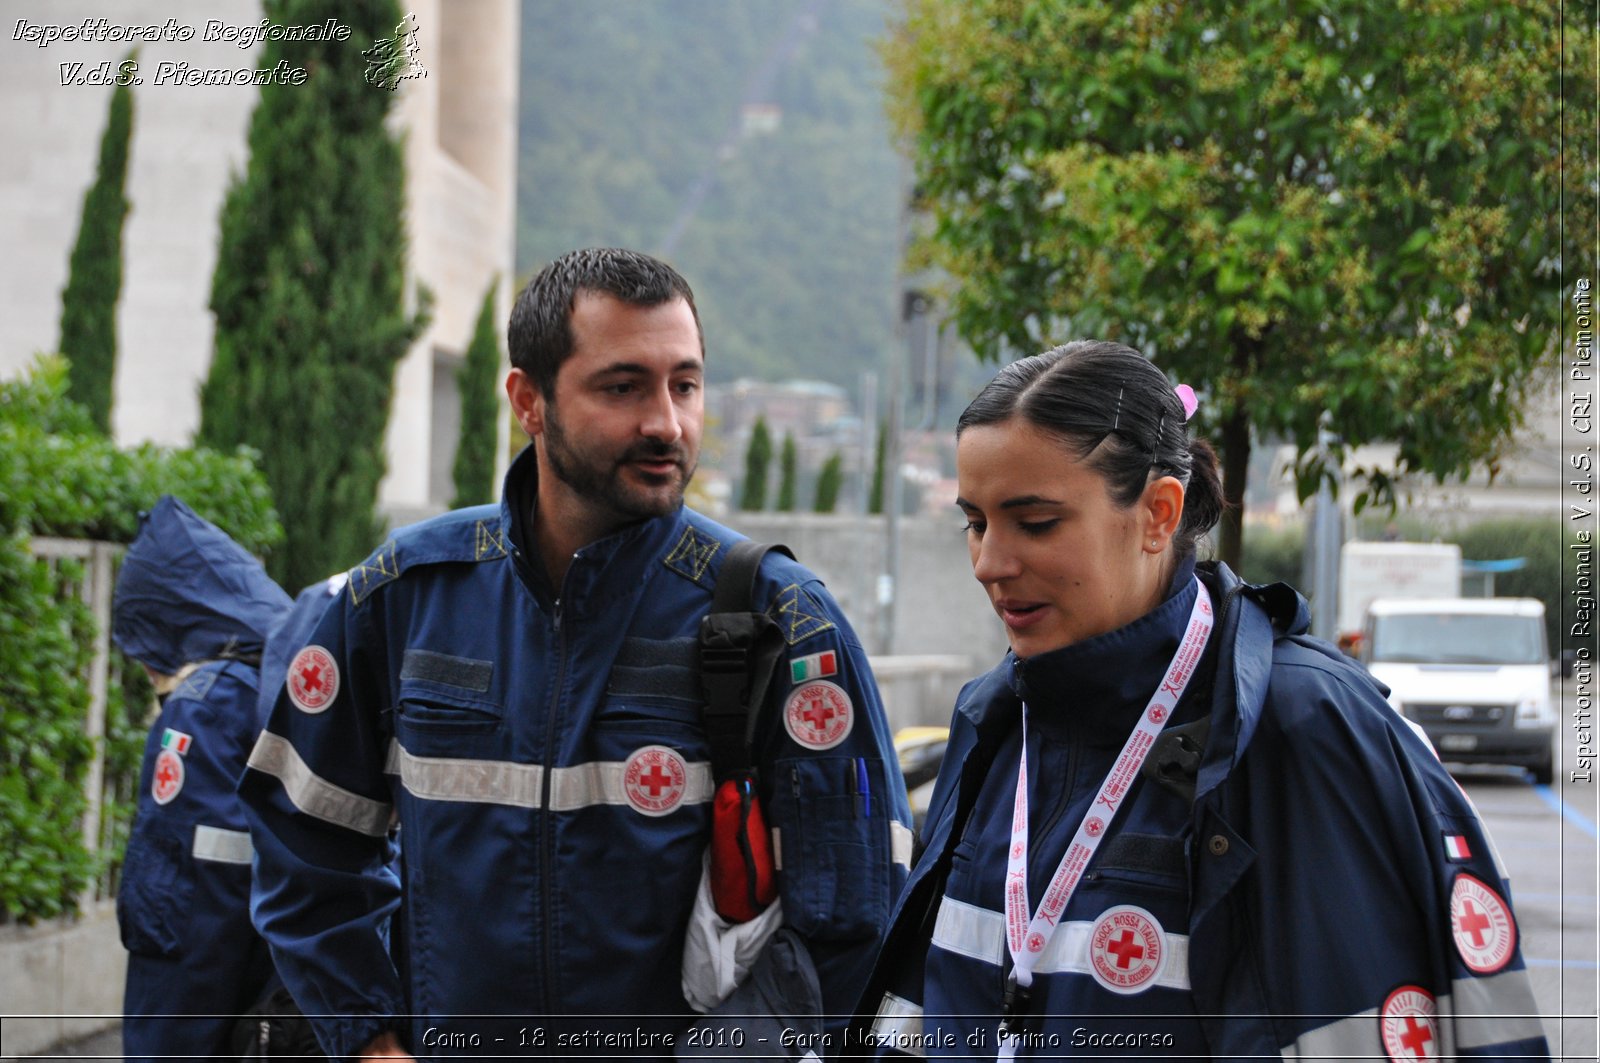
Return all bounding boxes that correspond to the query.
[709,775,778,923]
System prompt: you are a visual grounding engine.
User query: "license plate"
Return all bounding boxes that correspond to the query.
[1439,734,1479,752]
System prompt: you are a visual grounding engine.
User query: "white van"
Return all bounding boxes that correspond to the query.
[1362,598,1555,784]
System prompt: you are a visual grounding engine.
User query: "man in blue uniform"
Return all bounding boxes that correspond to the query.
[239,248,912,1060]
[112,495,292,1063]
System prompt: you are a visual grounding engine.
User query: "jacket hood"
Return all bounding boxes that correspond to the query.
[112,495,292,675]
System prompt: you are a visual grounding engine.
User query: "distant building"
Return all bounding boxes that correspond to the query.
[0,0,518,526]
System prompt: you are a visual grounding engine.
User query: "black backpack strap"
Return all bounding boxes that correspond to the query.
[699,540,795,782]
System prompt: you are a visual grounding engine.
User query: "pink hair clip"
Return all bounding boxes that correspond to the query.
[1174,384,1198,422]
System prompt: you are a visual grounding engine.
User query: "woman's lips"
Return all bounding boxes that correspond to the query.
[994,599,1047,629]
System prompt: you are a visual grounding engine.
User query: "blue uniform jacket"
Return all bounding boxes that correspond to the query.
[239,450,913,1060]
[846,561,1550,1062]
[111,495,292,1063]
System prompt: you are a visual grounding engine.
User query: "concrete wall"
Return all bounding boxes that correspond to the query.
[724,511,1011,668]
[0,0,519,521]
[0,902,123,1055]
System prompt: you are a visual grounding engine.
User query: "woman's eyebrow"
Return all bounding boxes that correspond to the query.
[998,495,1064,509]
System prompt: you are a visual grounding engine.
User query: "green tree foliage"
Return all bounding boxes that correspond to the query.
[518,1,899,388]
[200,0,426,592]
[741,416,773,511]
[57,56,135,433]
[776,432,798,511]
[868,421,887,515]
[884,0,1588,569]
[452,281,502,508]
[813,451,844,513]
[1,358,280,921]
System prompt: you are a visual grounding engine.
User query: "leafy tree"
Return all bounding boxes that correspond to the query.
[452,280,502,508]
[57,55,135,433]
[884,0,1587,568]
[868,420,887,516]
[776,432,798,511]
[740,416,773,511]
[813,451,844,513]
[200,0,426,593]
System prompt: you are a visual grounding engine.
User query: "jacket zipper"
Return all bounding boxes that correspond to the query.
[537,593,566,1017]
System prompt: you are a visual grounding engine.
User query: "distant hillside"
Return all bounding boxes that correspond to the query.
[517,0,901,389]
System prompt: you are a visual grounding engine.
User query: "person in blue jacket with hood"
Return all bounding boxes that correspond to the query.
[112,495,292,1063]
[847,341,1550,1061]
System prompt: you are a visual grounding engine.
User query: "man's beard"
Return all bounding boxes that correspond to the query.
[542,404,696,522]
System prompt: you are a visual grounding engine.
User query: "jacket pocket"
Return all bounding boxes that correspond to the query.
[117,820,193,957]
[770,755,889,940]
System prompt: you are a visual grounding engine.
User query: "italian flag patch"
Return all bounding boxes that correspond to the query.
[790,650,838,684]
[161,729,193,756]
[1444,833,1472,861]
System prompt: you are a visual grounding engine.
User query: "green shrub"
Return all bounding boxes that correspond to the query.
[1236,524,1307,589]
[0,358,281,922]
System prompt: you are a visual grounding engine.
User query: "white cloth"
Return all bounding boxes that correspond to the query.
[681,852,784,1012]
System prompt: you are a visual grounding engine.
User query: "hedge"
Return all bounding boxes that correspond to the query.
[0,358,281,922]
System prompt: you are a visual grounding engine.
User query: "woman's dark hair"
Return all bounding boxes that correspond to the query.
[956,340,1225,558]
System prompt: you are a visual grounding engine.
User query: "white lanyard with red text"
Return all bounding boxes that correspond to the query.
[998,580,1213,1058]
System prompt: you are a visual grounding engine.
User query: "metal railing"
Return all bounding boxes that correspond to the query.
[26,538,132,910]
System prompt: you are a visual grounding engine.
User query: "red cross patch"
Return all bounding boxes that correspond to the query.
[1148,705,1167,724]
[1450,873,1516,973]
[622,745,688,816]
[1380,985,1439,1061]
[152,748,185,805]
[782,680,853,750]
[1088,905,1166,995]
[287,645,338,714]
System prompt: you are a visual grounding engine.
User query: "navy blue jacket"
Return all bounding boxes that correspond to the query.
[111,495,292,1063]
[847,561,1550,1061]
[239,449,913,1060]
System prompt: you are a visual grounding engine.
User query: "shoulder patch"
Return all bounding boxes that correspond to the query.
[349,540,400,607]
[475,519,508,561]
[663,525,721,586]
[170,666,219,703]
[769,583,836,646]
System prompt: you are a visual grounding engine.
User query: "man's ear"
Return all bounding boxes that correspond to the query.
[506,369,543,440]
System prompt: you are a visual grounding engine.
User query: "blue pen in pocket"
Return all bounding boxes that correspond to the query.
[855,757,871,818]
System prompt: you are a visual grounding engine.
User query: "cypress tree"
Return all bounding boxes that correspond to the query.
[200,0,426,592]
[775,432,798,512]
[451,280,501,508]
[58,55,135,433]
[812,451,843,514]
[868,419,887,515]
[739,416,772,511]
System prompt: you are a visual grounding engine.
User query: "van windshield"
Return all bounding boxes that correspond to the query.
[1369,613,1546,665]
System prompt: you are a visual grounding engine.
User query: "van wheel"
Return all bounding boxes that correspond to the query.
[1532,748,1554,786]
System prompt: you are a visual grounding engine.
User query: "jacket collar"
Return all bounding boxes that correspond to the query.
[500,444,689,617]
[956,556,1200,743]
[1002,556,1202,747]
[1192,562,1311,803]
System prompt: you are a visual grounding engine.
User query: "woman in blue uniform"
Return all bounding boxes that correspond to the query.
[848,341,1550,1061]
[111,496,291,1063]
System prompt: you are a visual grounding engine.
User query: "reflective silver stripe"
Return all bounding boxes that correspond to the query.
[930,895,1191,990]
[384,741,714,811]
[386,741,545,808]
[1281,970,1547,1059]
[246,732,391,837]
[1451,970,1548,1050]
[548,758,713,811]
[192,825,253,865]
[870,993,925,1057]
[890,821,914,869]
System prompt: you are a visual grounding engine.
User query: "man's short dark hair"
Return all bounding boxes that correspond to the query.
[507,248,702,397]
